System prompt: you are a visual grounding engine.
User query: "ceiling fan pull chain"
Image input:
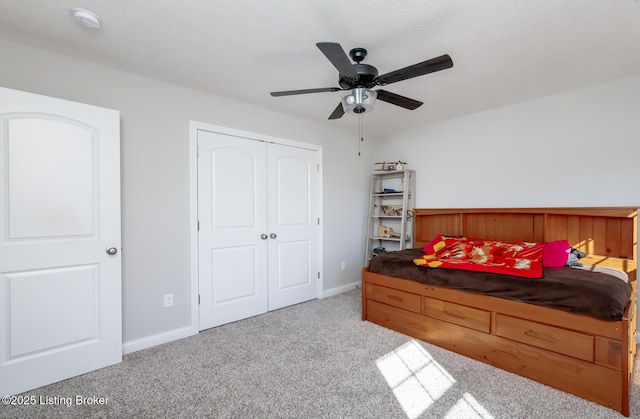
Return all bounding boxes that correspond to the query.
[358,113,364,156]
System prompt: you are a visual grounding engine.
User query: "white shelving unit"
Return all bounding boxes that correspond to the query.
[364,169,415,265]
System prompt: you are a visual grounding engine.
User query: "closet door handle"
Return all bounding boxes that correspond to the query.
[270,233,277,239]
[261,234,268,240]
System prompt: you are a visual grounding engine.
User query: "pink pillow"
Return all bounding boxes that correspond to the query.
[422,234,465,254]
[422,234,444,253]
[543,240,571,268]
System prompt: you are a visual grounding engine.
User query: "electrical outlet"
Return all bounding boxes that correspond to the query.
[341,261,347,271]
[163,293,173,308]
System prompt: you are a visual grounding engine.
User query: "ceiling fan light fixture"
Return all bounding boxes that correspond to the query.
[342,88,376,115]
[71,7,102,29]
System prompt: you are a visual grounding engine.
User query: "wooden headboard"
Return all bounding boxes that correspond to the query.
[413,207,638,284]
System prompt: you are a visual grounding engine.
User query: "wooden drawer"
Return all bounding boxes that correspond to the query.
[496,314,594,362]
[366,284,421,313]
[422,296,490,333]
[595,336,622,370]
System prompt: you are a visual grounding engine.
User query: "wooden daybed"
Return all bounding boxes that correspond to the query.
[362,207,637,416]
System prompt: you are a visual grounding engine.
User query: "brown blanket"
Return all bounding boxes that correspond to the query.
[368,248,632,321]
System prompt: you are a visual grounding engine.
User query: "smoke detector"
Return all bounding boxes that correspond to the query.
[71,7,102,29]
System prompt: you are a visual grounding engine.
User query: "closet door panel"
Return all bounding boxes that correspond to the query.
[197,132,268,330]
[267,144,319,310]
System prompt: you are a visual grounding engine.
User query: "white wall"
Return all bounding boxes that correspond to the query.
[0,39,373,345]
[375,74,640,208]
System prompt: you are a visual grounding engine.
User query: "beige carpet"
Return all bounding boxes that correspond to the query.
[1,288,638,418]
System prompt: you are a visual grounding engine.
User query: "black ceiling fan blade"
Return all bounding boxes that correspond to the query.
[376,54,453,86]
[328,102,345,120]
[316,42,358,79]
[376,90,423,110]
[270,87,342,97]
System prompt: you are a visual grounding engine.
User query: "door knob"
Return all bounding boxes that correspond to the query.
[261,234,268,240]
[106,247,118,255]
[270,233,277,239]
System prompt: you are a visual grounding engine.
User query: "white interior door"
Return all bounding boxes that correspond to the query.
[267,144,319,310]
[197,131,268,330]
[0,87,122,395]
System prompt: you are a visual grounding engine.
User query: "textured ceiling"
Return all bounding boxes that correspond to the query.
[1,0,639,137]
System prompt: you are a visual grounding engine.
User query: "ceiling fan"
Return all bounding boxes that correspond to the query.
[270,42,453,120]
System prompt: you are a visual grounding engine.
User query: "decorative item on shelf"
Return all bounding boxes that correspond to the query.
[378,225,395,238]
[377,225,410,240]
[378,225,404,238]
[374,188,403,194]
[372,247,387,257]
[381,205,403,216]
[374,161,407,171]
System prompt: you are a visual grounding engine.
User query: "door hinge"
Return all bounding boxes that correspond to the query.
[317,163,319,171]
[197,145,199,157]
[197,220,200,231]
[198,294,201,305]
[317,272,320,279]
[317,218,320,225]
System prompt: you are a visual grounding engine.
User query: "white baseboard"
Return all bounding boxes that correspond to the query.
[322,281,361,298]
[122,325,196,355]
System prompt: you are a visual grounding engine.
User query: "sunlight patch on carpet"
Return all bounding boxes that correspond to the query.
[376,340,493,419]
[444,393,494,418]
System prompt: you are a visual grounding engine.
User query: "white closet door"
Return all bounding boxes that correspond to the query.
[267,144,319,311]
[0,87,122,395]
[197,129,320,329]
[197,131,269,330]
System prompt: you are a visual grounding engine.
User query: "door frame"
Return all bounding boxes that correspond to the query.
[188,121,323,333]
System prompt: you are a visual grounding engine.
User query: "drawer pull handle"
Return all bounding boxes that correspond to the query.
[524,330,556,343]
[444,310,466,320]
[387,295,403,303]
[490,350,520,362]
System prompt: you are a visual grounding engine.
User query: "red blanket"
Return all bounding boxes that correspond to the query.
[413,235,544,279]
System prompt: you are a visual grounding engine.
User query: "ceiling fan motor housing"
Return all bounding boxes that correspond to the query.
[339,63,379,89]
